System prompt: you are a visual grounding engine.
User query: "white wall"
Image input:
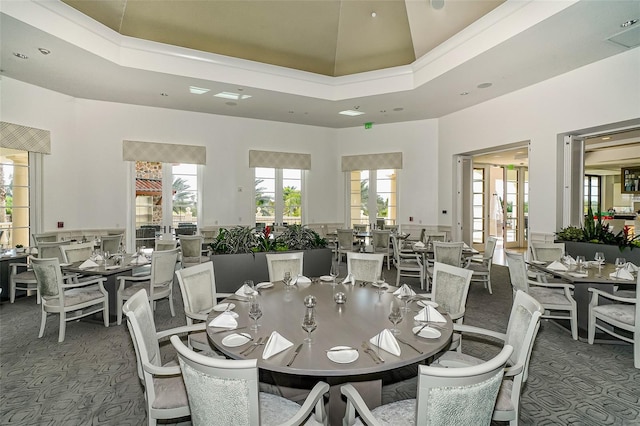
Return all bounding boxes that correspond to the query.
[438,49,640,237]
[1,77,340,232]
[336,120,439,228]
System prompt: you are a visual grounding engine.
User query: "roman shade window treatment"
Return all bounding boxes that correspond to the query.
[0,122,51,154]
[249,150,311,170]
[122,140,206,164]
[341,152,402,171]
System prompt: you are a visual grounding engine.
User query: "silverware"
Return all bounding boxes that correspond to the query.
[212,326,247,334]
[239,337,265,356]
[413,323,429,335]
[396,337,423,354]
[286,343,303,366]
[361,342,381,364]
[227,296,249,302]
[363,341,385,363]
[325,347,358,353]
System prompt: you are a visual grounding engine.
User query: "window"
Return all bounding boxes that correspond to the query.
[348,169,397,227]
[472,168,485,244]
[584,175,601,216]
[255,168,302,226]
[0,148,31,248]
[134,161,200,248]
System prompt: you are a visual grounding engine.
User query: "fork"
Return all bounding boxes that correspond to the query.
[361,342,381,364]
[239,337,265,356]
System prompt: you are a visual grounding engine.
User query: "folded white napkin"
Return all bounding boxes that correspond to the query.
[235,284,258,297]
[294,275,311,284]
[93,254,104,261]
[563,255,576,265]
[547,261,568,271]
[79,259,99,269]
[208,311,238,329]
[413,241,425,248]
[414,306,446,323]
[341,273,355,285]
[130,255,148,265]
[262,331,293,359]
[610,268,635,281]
[393,284,416,298]
[369,329,401,356]
[624,262,639,273]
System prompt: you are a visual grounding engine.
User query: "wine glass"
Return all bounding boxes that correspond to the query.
[329,263,339,287]
[614,257,626,277]
[248,300,262,331]
[375,272,386,297]
[301,309,317,343]
[283,271,292,286]
[388,301,404,335]
[594,252,605,276]
[243,280,255,298]
[575,255,585,273]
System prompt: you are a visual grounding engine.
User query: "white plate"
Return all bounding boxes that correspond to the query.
[371,282,389,288]
[256,282,274,289]
[59,263,72,267]
[213,303,235,312]
[319,275,334,282]
[417,300,439,309]
[327,346,359,364]
[222,333,251,347]
[412,326,442,339]
[105,265,120,270]
[568,272,588,278]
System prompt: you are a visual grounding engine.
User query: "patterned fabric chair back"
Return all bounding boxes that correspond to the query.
[505,251,531,294]
[433,242,463,267]
[265,252,304,282]
[431,262,473,319]
[175,261,217,322]
[347,252,384,282]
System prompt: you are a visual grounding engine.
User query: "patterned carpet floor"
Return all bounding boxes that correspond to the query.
[1,264,638,425]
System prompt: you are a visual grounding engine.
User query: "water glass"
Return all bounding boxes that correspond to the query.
[594,252,605,276]
[615,257,626,270]
[388,301,403,335]
[575,255,585,273]
[244,280,255,297]
[283,271,292,286]
[329,263,339,287]
[301,308,317,343]
[248,301,262,331]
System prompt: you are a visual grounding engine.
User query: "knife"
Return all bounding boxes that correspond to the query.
[396,337,424,354]
[286,343,303,366]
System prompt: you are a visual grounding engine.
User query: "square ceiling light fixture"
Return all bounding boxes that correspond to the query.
[339,110,365,116]
[214,92,252,100]
[607,21,640,48]
[189,86,210,94]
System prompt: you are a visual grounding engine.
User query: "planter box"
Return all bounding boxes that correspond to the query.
[560,241,640,265]
[210,248,333,294]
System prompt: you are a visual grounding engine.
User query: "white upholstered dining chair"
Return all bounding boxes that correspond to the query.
[371,230,392,270]
[391,234,424,288]
[170,334,330,426]
[505,251,578,340]
[435,290,544,425]
[116,248,180,325]
[31,256,109,342]
[123,289,206,426]
[59,242,95,263]
[179,234,208,268]
[100,233,124,254]
[266,251,304,282]
[346,252,384,283]
[175,261,230,353]
[588,272,639,369]
[336,228,356,262]
[464,237,497,294]
[341,344,513,426]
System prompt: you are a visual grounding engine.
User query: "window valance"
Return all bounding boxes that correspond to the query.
[0,121,51,154]
[341,152,402,171]
[249,150,311,170]
[123,140,206,164]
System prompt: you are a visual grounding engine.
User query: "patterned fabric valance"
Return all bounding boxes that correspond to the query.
[0,121,51,154]
[341,152,403,171]
[249,150,311,170]
[123,140,206,164]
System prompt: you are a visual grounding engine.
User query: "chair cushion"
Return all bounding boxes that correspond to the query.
[528,287,572,306]
[120,281,152,297]
[45,287,104,307]
[152,361,189,409]
[14,270,37,281]
[592,304,635,326]
[353,399,416,426]
[465,263,489,274]
[259,392,323,426]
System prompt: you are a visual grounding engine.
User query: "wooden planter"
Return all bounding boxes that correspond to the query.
[560,241,640,265]
[210,248,333,293]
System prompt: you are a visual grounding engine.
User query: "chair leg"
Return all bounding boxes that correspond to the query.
[39,308,47,338]
[9,279,15,303]
[570,312,578,340]
[168,290,176,318]
[103,301,109,328]
[117,294,124,325]
[58,312,66,343]
[588,311,596,344]
[486,276,493,295]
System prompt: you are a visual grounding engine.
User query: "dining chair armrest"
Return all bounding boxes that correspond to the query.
[156,322,206,340]
[529,279,574,290]
[143,361,182,376]
[9,262,30,272]
[185,311,208,322]
[341,384,382,426]
[117,274,151,290]
[504,363,524,377]
[452,323,506,343]
[279,381,330,426]
[588,287,636,304]
[61,276,107,289]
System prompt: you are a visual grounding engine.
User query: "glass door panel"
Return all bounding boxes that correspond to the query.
[472,168,485,247]
[504,168,519,246]
[350,171,369,226]
[376,169,396,227]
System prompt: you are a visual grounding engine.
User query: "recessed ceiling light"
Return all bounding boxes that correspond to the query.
[460,91,469,96]
[339,110,365,117]
[288,111,294,114]
[13,53,28,59]
[621,19,638,28]
[601,136,611,141]
[214,92,252,100]
[477,82,492,89]
[371,12,377,18]
[38,48,51,55]
[189,86,210,95]
[160,93,168,97]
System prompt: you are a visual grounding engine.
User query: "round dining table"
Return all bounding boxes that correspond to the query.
[206,279,453,425]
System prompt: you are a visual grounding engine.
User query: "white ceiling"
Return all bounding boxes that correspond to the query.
[1,0,639,129]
